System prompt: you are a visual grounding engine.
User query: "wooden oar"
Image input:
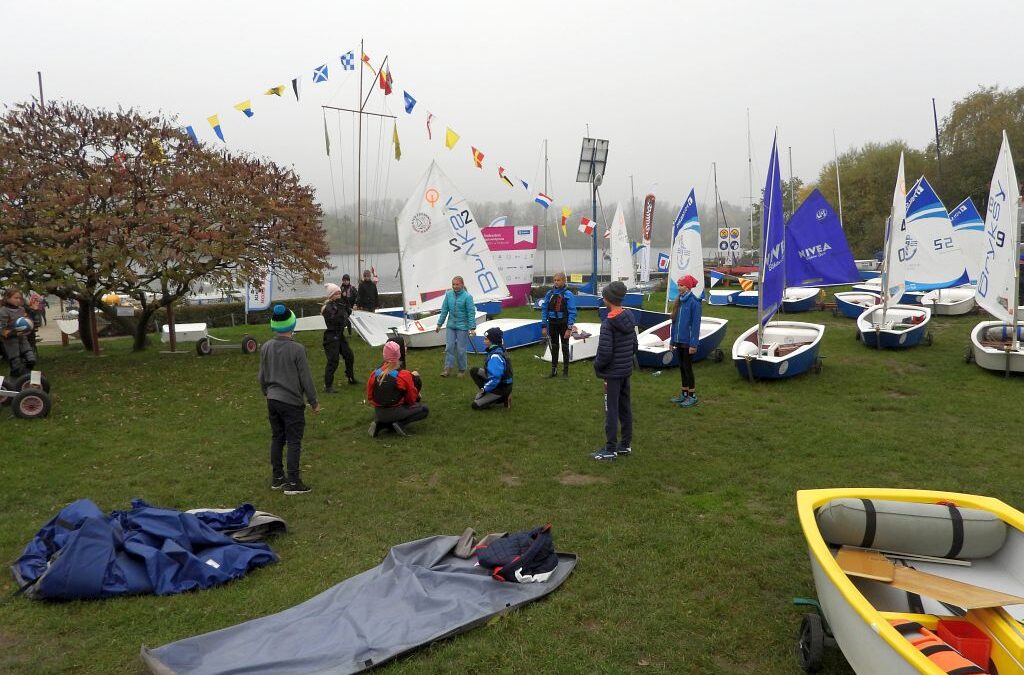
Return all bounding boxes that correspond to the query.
[836,547,1024,609]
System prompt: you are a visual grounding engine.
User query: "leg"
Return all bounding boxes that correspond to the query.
[618,376,632,448]
[323,338,340,389]
[470,367,487,389]
[444,328,457,370]
[559,331,571,373]
[682,349,695,394]
[281,403,306,481]
[547,327,561,372]
[339,336,355,382]
[604,378,622,449]
[397,403,429,425]
[456,329,469,372]
[472,391,503,410]
[267,400,286,478]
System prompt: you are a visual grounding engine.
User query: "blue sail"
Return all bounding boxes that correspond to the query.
[784,189,859,287]
[759,134,785,328]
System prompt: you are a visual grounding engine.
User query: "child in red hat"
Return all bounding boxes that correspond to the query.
[670,275,702,407]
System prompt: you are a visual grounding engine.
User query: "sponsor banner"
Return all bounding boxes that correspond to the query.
[482,225,537,306]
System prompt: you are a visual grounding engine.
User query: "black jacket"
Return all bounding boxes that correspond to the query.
[356,280,379,311]
[339,285,358,311]
[593,308,637,379]
[322,299,351,335]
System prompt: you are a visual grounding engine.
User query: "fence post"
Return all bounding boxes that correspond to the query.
[231,313,235,327]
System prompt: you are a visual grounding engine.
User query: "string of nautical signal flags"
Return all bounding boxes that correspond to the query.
[182,43,602,238]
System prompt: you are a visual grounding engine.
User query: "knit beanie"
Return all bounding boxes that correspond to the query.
[270,304,297,333]
[602,281,627,306]
[485,326,504,345]
[324,282,342,297]
[382,340,402,362]
[678,275,699,290]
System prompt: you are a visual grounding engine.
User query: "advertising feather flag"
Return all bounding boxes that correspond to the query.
[445,127,460,150]
[560,207,571,237]
[313,64,329,83]
[340,51,355,70]
[393,123,401,161]
[264,85,285,96]
[207,115,224,142]
[534,193,553,209]
[579,217,596,235]
[471,147,484,168]
[403,91,417,114]
[234,100,254,118]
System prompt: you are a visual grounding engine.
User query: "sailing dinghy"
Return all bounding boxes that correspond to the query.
[858,154,934,349]
[921,198,983,315]
[797,487,1024,674]
[469,318,544,352]
[970,132,1024,374]
[540,322,602,363]
[834,291,881,319]
[732,134,825,380]
[637,317,728,367]
[397,311,487,349]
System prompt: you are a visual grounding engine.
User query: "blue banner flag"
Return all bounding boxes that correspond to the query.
[403,91,417,114]
[313,65,329,83]
[759,133,785,328]
[666,188,702,301]
[784,189,859,287]
[340,51,355,70]
[185,126,198,144]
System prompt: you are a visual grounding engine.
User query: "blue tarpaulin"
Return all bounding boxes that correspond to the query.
[12,499,277,600]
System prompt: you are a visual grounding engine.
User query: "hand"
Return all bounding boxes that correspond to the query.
[311,403,322,413]
[411,370,420,376]
[564,328,572,339]
[469,330,476,337]
[541,326,547,337]
[688,347,697,355]
[435,325,442,333]
[670,344,676,351]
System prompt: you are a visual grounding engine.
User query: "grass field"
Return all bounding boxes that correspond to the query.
[3,291,1022,674]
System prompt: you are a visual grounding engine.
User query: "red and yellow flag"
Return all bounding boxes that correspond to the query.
[560,207,571,237]
[471,146,484,168]
[739,278,755,291]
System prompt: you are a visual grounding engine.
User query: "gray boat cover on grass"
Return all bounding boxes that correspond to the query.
[141,534,577,674]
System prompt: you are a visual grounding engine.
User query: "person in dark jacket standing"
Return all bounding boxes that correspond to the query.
[355,270,379,312]
[591,281,637,461]
[321,283,356,392]
[471,326,513,409]
[670,275,702,407]
[338,274,358,336]
[541,272,577,378]
[258,304,320,495]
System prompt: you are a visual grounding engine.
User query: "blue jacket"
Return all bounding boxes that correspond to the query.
[670,291,702,347]
[437,289,477,331]
[482,345,512,392]
[594,308,637,379]
[541,287,577,326]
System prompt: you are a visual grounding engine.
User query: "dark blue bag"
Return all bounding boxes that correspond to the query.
[474,524,558,583]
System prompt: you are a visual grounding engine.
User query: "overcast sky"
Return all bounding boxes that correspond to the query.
[4,0,1023,224]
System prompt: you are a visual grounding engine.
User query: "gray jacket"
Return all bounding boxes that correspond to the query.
[258,335,318,407]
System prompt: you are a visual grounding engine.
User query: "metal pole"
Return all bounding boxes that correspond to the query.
[932,98,943,179]
[747,108,755,262]
[833,130,844,230]
[591,180,598,295]
[788,146,795,217]
[630,175,637,235]
[544,139,548,280]
[356,39,364,274]
[37,71,44,106]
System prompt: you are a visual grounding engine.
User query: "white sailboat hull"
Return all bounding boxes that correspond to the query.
[731,321,825,379]
[350,310,405,347]
[396,311,487,349]
[540,322,602,362]
[920,286,976,316]
[970,320,1024,373]
[856,305,932,349]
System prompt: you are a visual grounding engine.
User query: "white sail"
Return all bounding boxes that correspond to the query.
[882,153,908,310]
[609,203,635,287]
[976,132,1021,323]
[396,161,509,314]
[902,176,968,291]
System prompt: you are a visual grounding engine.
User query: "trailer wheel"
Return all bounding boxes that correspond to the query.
[241,335,258,354]
[196,337,213,356]
[13,389,51,419]
[11,372,51,393]
[831,308,838,317]
[925,331,934,347]
[854,330,861,342]
[713,348,724,363]
[964,346,975,364]
[797,613,825,672]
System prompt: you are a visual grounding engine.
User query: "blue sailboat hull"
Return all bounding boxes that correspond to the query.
[598,307,669,331]
[781,292,819,313]
[859,323,927,349]
[730,291,759,308]
[732,344,820,380]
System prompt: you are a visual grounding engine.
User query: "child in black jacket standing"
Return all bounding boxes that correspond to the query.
[591,281,637,461]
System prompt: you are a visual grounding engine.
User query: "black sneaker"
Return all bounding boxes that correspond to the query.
[347,375,357,385]
[284,479,311,495]
[616,444,632,456]
[391,422,408,437]
[546,370,558,378]
[324,386,337,394]
[590,447,617,461]
[368,421,378,437]
[271,475,287,490]
[562,370,569,378]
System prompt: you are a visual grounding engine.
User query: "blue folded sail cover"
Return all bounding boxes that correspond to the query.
[11,499,276,600]
[784,189,860,287]
[141,535,577,675]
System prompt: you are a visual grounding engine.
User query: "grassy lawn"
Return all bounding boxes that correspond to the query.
[2,291,1021,674]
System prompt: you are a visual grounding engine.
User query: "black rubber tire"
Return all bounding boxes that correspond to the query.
[831,308,838,317]
[241,335,258,354]
[10,372,50,393]
[813,358,823,375]
[855,331,861,342]
[713,348,724,363]
[925,332,934,347]
[196,337,212,356]
[797,613,825,673]
[13,389,51,419]
[964,346,974,364]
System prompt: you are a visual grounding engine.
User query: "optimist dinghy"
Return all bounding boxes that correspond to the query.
[797,487,1024,674]
[540,322,601,363]
[782,189,859,313]
[782,287,820,313]
[637,317,728,367]
[469,318,543,351]
[857,305,933,349]
[834,291,881,319]
[396,311,487,349]
[969,322,1024,374]
[708,289,739,306]
[921,286,976,316]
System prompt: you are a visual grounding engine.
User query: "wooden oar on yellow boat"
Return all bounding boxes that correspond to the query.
[837,547,1024,609]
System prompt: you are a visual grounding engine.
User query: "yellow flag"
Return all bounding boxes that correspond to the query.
[445,127,460,150]
[264,85,285,96]
[560,206,571,237]
[739,278,754,291]
[393,123,401,161]
[570,273,584,284]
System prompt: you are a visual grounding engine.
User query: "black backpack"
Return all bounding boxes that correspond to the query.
[474,524,558,583]
[371,369,403,407]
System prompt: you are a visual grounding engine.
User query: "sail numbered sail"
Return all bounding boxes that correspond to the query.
[883,153,909,309]
[975,131,1021,324]
[759,134,786,331]
[950,197,985,285]
[667,188,704,302]
[903,176,969,291]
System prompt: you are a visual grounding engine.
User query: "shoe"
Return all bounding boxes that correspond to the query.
[441,368,451,378]
[616,444,632,456]
[324,386,337,394]
[590,447,617,461]
[368,421,378,437]
[679,394,699,408]
[457,371,465,378]
[562,370,569,378]
[391,422,408,436]
[347,375,357,385]
[503,395,512,409]
[271,475,287,490]
[670,392,686,404]
[546,370,558,379]
[283,479,311,495]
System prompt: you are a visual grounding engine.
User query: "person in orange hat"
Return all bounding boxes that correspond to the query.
[670,275,702,407]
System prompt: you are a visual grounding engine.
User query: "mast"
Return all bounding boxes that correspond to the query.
[356,39,364,274]
[833,130,845,230]
[1010,155,1020,353]
[544,139,548,281]
[756,152,771,348]
[630,175,637,237]
[713,162,721,263]
[786,145,793,291]
[747,108,755,264]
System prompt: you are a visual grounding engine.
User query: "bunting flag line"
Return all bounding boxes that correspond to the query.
[631,240,646,255]
[313,64,329,83]
[472,146,485,168]
[264,85,284,96]
[560,207,571,237]
[207,115,224,142]
[739,278,755,291]
[323,117,330,156]
[445,127,460,150]
[403,91,416,114]
[708,270,724,288]
[379,68,393,95]
[498,166,514,187]
[185,125,198,144]
[234,100,254,118]
[426,113,434,139]
[291,77,301,101]
[579,217,596,235]
[534,193,553,209]
[393,123,401,161]
[340,51,355,70]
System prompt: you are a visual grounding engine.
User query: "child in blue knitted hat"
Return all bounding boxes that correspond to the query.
[258,304,320,494]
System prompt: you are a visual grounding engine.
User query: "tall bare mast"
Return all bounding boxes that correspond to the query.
[833,130,844,229]
[747,108,754,261]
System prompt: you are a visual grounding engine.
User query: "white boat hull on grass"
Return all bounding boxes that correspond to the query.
[637,317,729,367]
[969,320,1024,373]
[833,292,880,319]
[852,278,881,294]
[397,311,487,349]
[540,322,602,363]
[782,287,820,313]
[708,289,739,306]
[920,286,976,315]
[350,310,405,347]
[469,318,544,352]
[731,321,824,380]
[856,305,932,349]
